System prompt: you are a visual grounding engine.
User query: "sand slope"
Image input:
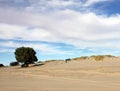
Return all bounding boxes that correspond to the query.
[1,56,120,91]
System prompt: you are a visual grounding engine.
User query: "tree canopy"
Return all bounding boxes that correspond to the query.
[14,47,38,67]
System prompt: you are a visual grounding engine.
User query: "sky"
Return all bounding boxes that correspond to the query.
[0,0,120,65]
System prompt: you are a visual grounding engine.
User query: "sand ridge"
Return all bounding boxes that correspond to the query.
[1,56,120,91]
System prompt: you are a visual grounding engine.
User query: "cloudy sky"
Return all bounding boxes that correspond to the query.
[0,0,120,65]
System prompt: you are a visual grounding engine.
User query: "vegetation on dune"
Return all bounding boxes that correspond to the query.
[72,55,115,61]
[104,55,115,57]
[37,61,43,63]
[10,61,19,66]
[91,55,104,61]
[45,60,58,63]
[12,47,116,68]
[91,55,115,61]
[14,47,38,68]
[72,56,89,60]
[65,58,71,63]
[44,60,65,64]
[0,64,4,67]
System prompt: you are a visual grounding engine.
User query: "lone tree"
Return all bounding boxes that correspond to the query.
[14,47,38,67]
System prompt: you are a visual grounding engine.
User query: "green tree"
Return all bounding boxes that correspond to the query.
[14,47,38,67]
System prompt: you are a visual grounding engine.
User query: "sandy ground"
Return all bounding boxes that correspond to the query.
[1,57,120,91]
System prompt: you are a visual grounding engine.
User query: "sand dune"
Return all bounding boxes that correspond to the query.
[1,56,120,91]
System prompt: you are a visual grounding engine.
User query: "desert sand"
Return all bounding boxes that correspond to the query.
[1,56,120,91]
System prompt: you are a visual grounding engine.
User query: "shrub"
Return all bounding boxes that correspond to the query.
[65,58,71,61]
[0,64,4,67]
[72,57,80,60]
[105,55,115,57]
[21,63,28,68]
[65,58,71,63]
[10,61,19,66]
[72,56,88,60]
[37,61,42,63]
[80,56,89,59]
[91,55,104,61]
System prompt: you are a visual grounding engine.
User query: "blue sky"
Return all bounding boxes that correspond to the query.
[0,0,120,65]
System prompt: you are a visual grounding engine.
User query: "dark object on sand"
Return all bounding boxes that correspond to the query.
[65,58,71,63]
[0,64,4,67]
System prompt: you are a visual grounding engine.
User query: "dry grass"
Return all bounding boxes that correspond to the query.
[91,55,105,61]
[72,56,89,60]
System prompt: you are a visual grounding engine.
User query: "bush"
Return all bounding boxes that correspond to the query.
[37,61,42,63]
[0,64,4,67]
[105,55,115,57]
[72,56,88,60]
[65,58,71,61]
[80,56,89,59]
[65,58,71,63]
[21,63,28,68]
[91,55,104,61]
[10,61,19,66]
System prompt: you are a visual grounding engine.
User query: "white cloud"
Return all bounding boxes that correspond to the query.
[0,40,71,54]
[0,9,120,50]
[84,0,111,7]
[0,0,84,13]
[45,0,77,7]
[0,23,58,42]
[0,48,14,53]
[0,0,120,55]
